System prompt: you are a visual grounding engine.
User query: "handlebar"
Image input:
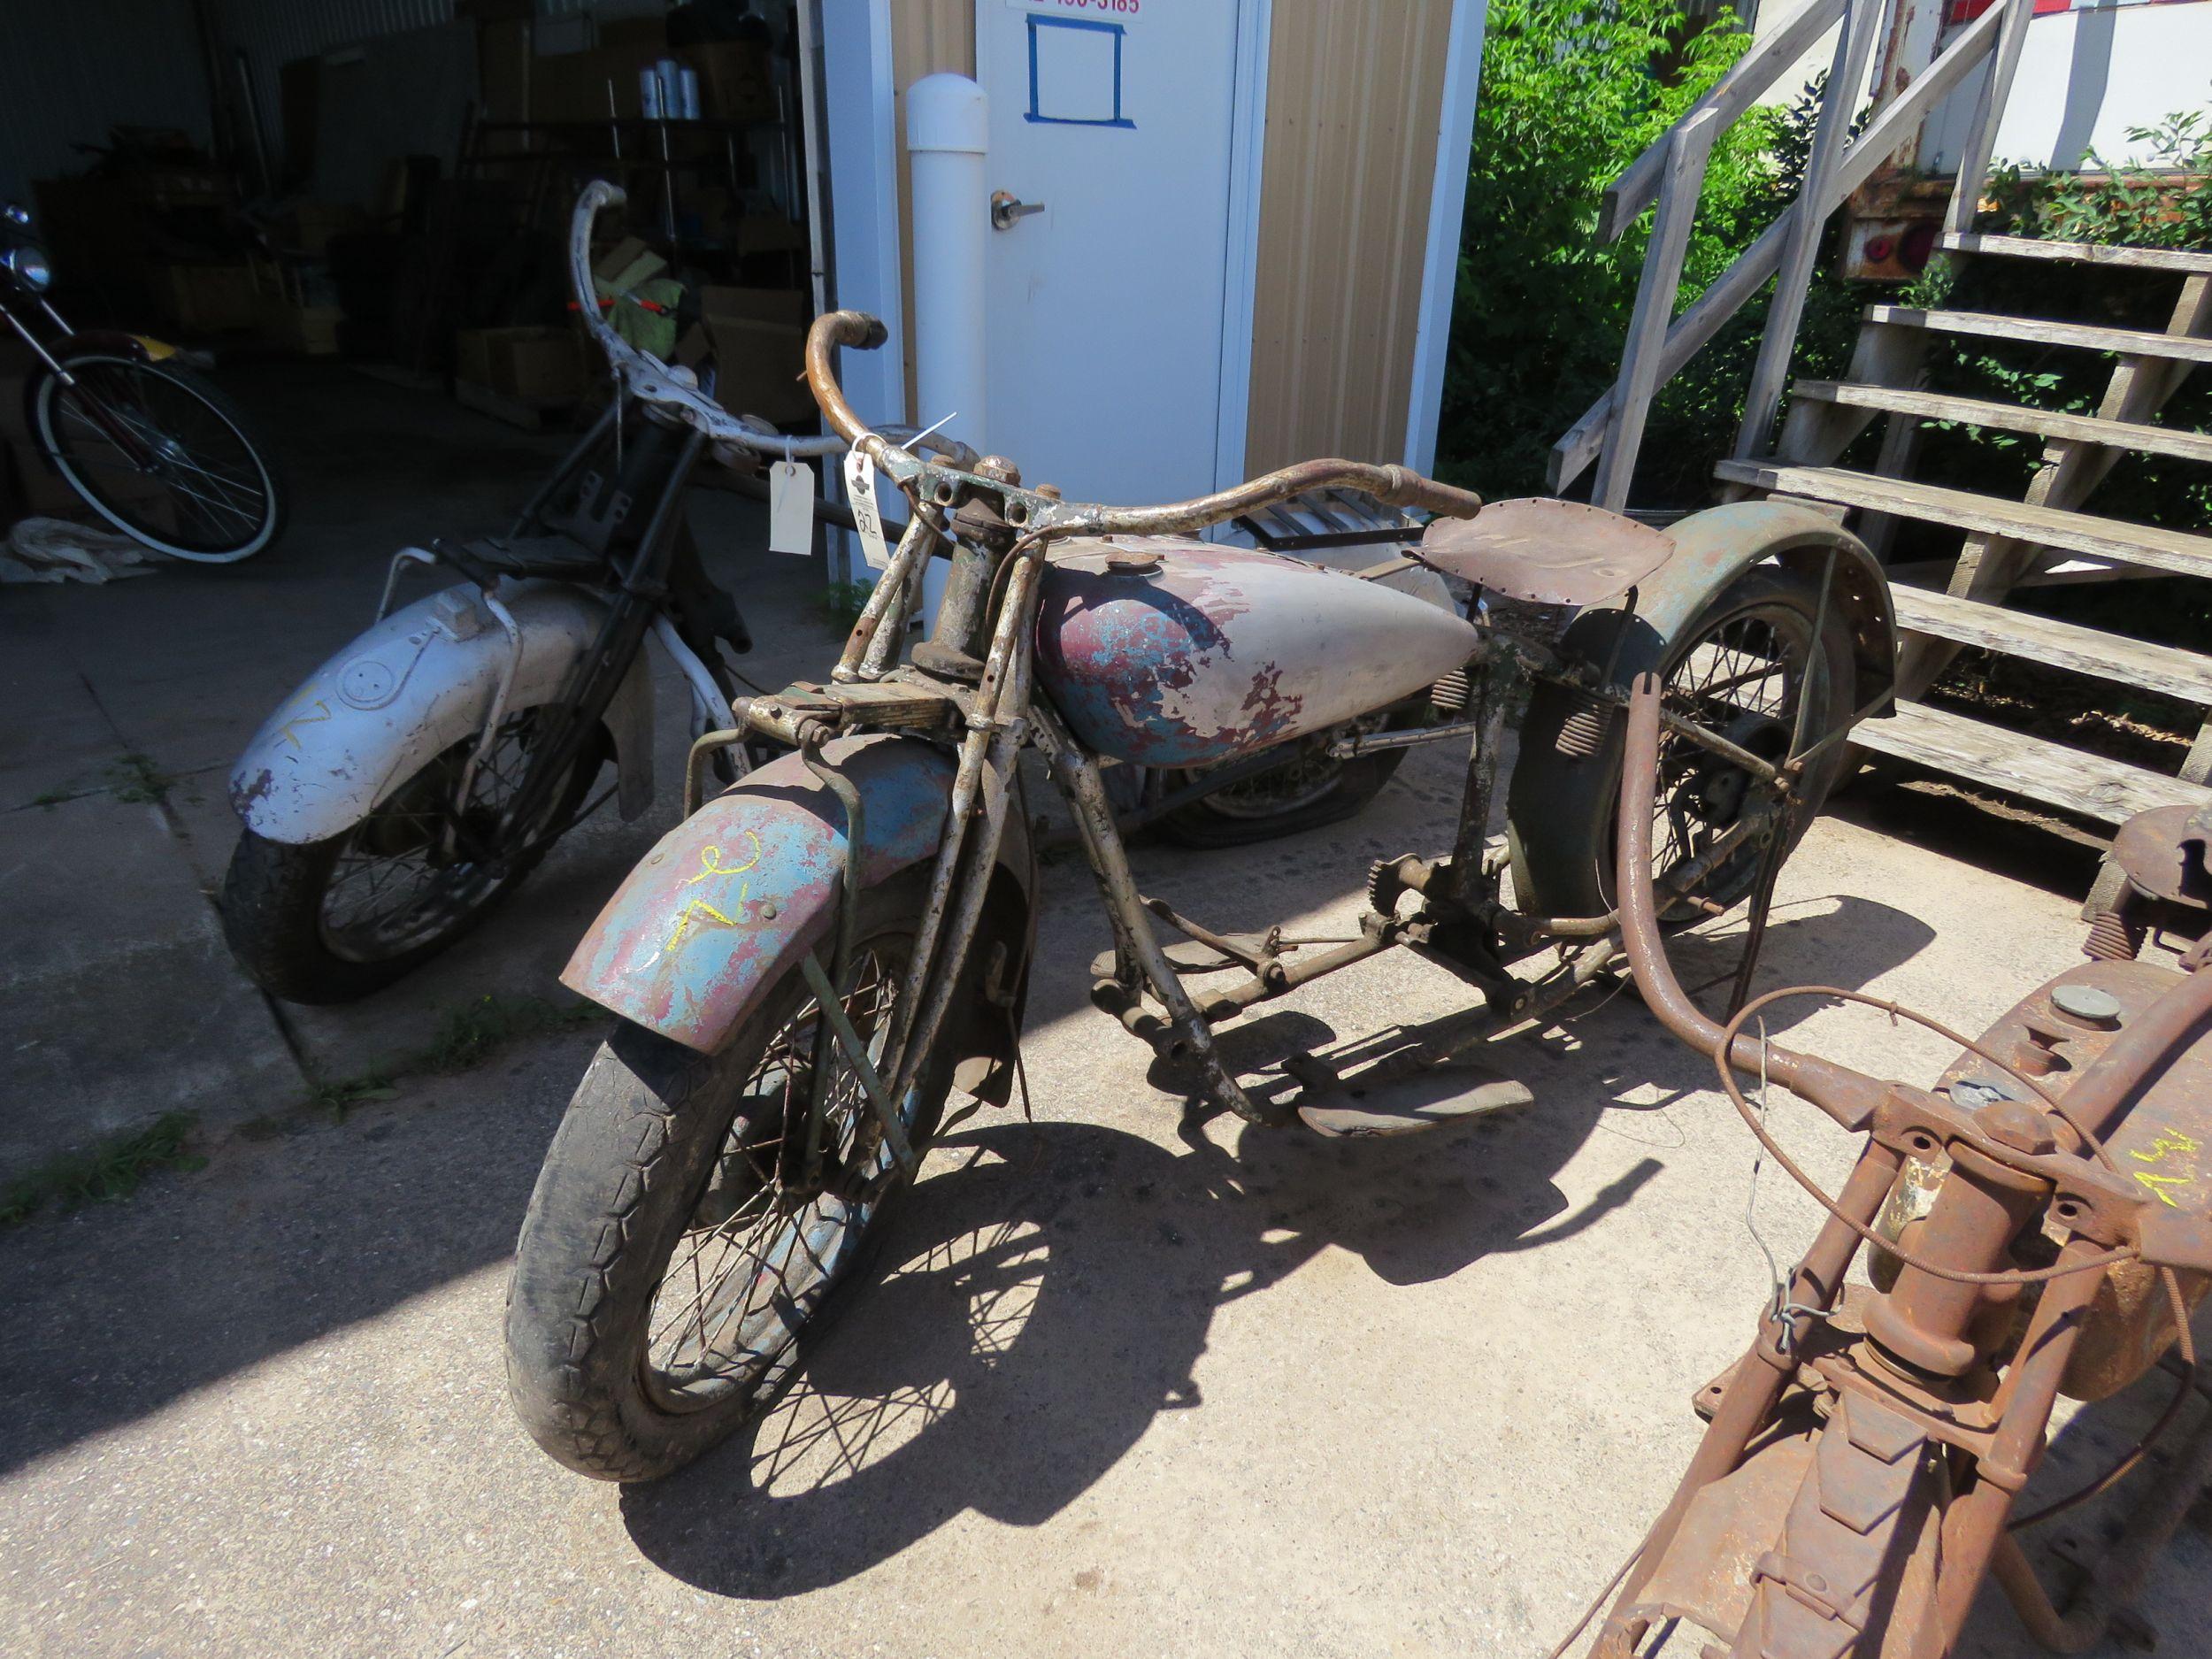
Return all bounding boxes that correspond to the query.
[566,181,974,466]
[1614,672,1889,1132]
[802,305,1484,537]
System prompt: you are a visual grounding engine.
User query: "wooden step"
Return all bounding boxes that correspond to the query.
[1887,584,2212,706]
[1792,380,2212,466]
[1712,460,2212,580]
[1942,233,2212,279]
[1865,305,2212,367]
[1855,699,2210,825]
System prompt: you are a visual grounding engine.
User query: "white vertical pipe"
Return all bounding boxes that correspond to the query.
[905,73,989,455]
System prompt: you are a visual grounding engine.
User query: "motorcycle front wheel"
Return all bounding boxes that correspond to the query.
[221,707,608,1003]
[34,356,287,563]
[506,870,949,1482]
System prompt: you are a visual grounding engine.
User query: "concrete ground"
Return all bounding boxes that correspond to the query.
[4,364,2208,1656]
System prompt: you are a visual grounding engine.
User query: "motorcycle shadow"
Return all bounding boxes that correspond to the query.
[617,1093,1620,1598]
[618,895,1936,1601]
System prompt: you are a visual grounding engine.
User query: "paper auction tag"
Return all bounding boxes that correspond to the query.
[766,458,813,554]
[843,449,891,570]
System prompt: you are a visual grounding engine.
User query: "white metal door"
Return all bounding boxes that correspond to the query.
[976,0,1247,508]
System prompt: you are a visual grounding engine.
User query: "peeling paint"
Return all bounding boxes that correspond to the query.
[562,736,958,1053]
[1035,540,1479,767]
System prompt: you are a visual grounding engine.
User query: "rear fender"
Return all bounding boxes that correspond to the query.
[1619,500,1895,713]
[563,736,1036,1091]
[229,579,652,844]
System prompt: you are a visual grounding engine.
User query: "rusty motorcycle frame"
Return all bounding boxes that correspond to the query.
[1565,683,2212,1658]
[504,180,1901,1486]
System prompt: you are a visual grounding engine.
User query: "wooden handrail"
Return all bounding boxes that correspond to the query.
[1598,0,1847,243]
[1551,0,2031,495]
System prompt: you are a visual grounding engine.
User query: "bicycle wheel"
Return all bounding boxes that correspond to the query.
[33,356,286,562]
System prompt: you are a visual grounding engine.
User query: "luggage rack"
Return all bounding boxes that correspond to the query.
[1233,488,1426,551]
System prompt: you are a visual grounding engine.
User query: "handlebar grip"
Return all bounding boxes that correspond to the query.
[1377,465,1483,521]
[804,311,890,449]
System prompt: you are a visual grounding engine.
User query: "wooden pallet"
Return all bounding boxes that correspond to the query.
[1737,238,2212,831]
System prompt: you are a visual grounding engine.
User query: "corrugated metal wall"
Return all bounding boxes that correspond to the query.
[1244,0,1454,474]
[889,0,973,421]
[0,0,216,201]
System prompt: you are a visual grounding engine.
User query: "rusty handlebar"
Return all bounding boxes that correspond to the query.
[1614,672,1889,1129]
[802,309,1484,533]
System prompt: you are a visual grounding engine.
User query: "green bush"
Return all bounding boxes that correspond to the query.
[1437,0,1801,503]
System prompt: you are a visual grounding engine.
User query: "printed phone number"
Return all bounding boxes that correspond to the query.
[1047,0,1141,12]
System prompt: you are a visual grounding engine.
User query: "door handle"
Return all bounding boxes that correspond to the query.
[990,190,1045,231]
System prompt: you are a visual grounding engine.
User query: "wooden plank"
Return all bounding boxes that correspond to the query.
[1888,584,2212,705]
[1866,305,2212,366]
[1941,0,2035,238]
[1944,233,2212,278]
[1733,0,1886,457]
[1548,0,2018,488]
[1897,273,2212,700]
[1855,699,2212,824]
[1594,109,1721,511]
[1599,0,1846,241]
[1714,460,2212,579]
[1791,380,2212,465]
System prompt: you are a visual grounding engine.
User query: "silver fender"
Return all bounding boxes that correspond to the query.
[228,580,654,844]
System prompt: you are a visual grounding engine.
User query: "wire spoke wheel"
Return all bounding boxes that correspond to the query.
[1647,603,1810,923]
[641,944,911,1413]
[505,871,953,1481]
[34,357,283,561]
[316,710,584,964]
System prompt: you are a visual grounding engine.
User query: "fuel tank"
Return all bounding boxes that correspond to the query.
[1034,538,1479,768]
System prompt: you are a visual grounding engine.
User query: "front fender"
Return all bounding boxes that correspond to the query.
[229,579,649,843]
[562,735,1029,1062]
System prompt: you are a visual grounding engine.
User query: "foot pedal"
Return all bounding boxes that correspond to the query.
[1295,1069,1532,1139]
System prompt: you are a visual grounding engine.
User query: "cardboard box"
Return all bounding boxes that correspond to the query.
[284,202,368,257]
[698,287,811,425]
[157,263,260,334]
[456,326,587,402]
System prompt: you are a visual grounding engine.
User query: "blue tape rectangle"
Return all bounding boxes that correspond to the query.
[1025,14,1135,129]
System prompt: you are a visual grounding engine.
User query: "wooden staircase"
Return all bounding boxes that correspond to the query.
[1717,232,2212,831]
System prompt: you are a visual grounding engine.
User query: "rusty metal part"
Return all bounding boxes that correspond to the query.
[1614,673,1888,1130]
[1418,496,1676,607]
[1594,672,2212,1659]
[1035,539,1479,769]
[2108,802,2212,910]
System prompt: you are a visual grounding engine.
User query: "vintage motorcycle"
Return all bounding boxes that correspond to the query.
[221,183,1446,1004]
[502,184,1897,1481]
[1,199,286,562]
[1554,714,2212,1657]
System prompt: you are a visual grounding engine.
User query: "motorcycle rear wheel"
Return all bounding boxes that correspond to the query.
[1508,565,1857,1009]
[505,871,949,1482]
[221,707,606,1003]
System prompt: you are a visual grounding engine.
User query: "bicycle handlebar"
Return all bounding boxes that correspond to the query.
[566,182,972,465]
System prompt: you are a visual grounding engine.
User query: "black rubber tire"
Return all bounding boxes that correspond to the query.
[34,357,288,563]
[1506,565,1857,921]
[1151,723,1414,849]
[505,871,951,1483]
[219,717,605,1004]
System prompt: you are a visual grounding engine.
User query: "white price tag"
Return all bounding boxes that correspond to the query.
[766,458,813,555]
[843,449,891,571]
